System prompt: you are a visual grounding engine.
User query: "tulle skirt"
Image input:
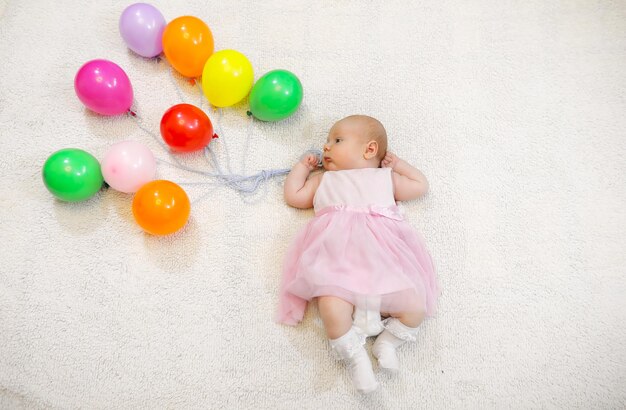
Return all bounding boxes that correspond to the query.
[276,206,439,325]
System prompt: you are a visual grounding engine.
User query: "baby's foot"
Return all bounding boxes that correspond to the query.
[346,345,379,393]
[372,321,414,373]
[372,338,400,373]
[373,318,420,373]
[329,328,379,393]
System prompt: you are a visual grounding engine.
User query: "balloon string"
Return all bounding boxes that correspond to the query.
[128,111,298,204]
[196,79,204,109]
[241,114,254,174]
[213,107,234,174]
[167,65,186,103]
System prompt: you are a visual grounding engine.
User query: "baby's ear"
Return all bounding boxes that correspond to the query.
[363,140,379,160]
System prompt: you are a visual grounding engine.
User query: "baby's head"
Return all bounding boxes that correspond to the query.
[322,115,387,171]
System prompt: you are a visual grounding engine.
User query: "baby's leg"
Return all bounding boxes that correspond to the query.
[390,308,426,328]
[318,296,354,339]
[317,296,378,393]
[373,307,425,373]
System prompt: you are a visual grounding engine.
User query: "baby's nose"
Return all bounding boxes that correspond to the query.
[323,144,330,151]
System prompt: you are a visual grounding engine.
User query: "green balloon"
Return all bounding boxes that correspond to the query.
[42,148,104,202]
[249,69,303,121]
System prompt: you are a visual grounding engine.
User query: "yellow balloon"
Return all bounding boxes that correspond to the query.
[201,50,254,107]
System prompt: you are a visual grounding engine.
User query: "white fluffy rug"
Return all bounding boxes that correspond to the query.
[1,1,625,408]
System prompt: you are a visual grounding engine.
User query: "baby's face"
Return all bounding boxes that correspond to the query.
[322,119,370,171]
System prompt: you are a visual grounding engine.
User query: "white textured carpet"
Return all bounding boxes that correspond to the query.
[1,1,625,408]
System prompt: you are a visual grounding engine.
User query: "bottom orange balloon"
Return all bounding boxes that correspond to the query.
[132,180,190,235]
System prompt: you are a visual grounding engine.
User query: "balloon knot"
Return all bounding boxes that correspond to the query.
[189,78,196,86]
[212,134,219,139]
[246,111,252,117]
[129,110,137,117]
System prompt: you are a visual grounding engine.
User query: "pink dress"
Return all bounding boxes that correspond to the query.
[276,167,439,326]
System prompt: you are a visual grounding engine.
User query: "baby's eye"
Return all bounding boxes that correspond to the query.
[335,138,342,143]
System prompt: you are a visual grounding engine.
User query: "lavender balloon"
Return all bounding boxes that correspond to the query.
[119,3,166,58]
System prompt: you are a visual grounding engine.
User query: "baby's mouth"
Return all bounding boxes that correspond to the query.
[323,156,331,162]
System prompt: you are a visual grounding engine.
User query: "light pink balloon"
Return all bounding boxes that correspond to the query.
[75,59,133,116]
[102,141,156,193]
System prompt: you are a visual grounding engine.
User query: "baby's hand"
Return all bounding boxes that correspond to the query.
[300,154,320,171]
[381,151,401,170]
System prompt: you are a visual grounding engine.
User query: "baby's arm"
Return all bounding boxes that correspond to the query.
[284,154,322,209]
[382,152,429,201]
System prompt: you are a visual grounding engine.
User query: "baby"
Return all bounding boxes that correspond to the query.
[276,115,439,393]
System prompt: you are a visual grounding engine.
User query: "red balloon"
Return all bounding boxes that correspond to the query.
[160,104,215,152]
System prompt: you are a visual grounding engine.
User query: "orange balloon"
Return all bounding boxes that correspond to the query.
[162,16,214,78]
[132,180,191,235]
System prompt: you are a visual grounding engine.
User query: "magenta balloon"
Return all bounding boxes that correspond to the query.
[119,3,166,58]
[74,59,134,116]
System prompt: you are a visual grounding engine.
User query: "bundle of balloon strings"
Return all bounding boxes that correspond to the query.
[128,67,321,204]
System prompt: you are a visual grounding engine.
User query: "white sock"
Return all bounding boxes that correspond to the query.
[372,318,419,372]
[329,327,379,393]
